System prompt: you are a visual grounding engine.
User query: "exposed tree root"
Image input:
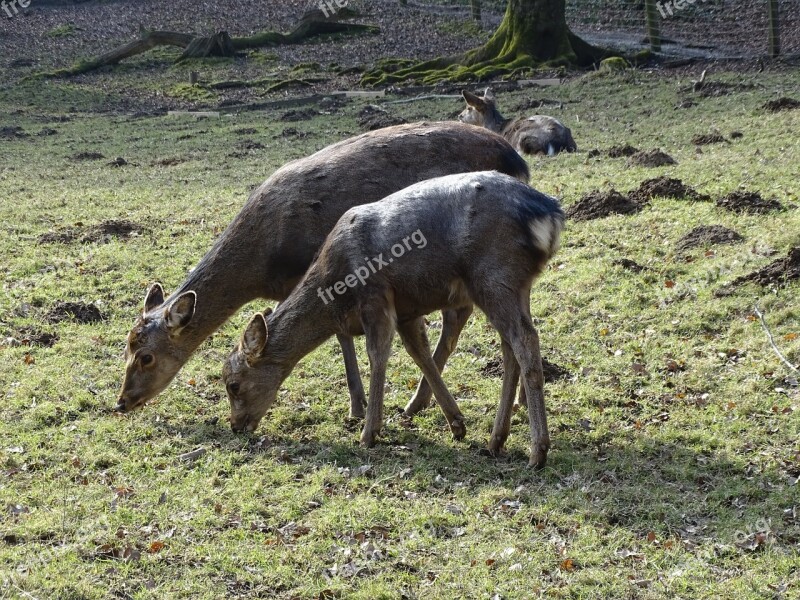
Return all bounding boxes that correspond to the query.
[362,0,610,86]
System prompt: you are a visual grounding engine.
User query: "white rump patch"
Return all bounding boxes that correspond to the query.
[529,216,562,256]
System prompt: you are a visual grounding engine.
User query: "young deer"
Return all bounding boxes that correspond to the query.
[116,123,530,421]
[459,88,577,156]
[223,171,564,468]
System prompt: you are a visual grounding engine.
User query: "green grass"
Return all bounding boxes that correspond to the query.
[1,68,799,599]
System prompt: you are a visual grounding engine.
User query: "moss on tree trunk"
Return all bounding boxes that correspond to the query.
[362,0,610,86]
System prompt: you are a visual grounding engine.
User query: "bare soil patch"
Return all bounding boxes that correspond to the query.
[716,191,783,214]
[280,109,319,122]
[70,151,105,161]
[628,149,677,167]
[692,133,727,145]
[685,81,757,98]
[675,225,744,253]
[45,301,105,324]
[233,127,258,135]
[276,127,311,139]
[716,247,800,295]
[763,97,800,112]
[607,144,639,158]
[566,190,642,221]
[0,126,28,139]
[629,177,709,203]
[613,258,649,273]
[480,357,570,383]
[15,327,59,348]
[357,105,407,131]
[38,219,145,244]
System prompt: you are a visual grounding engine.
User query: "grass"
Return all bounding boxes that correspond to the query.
[0,66,799,599]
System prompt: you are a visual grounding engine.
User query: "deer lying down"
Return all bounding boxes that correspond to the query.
[459,88,577,156]
[116,122,530,420]
[223,171,564,468]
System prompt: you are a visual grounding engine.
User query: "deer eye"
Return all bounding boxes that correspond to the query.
[227,382,240,396]
[140,353,154,366]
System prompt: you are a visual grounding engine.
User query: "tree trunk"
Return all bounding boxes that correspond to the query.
[362,0,609,86]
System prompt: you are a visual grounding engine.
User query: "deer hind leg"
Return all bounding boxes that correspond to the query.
[397,317,466,440]
[488,339,520,456]
[336,334,366,419]
[359,295,396,448]
[404,305,473,417]
[478,287,549,469]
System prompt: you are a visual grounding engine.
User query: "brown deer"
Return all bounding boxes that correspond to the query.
[116,122,530,421]
[223,171,564,468]
[459,88,577,156]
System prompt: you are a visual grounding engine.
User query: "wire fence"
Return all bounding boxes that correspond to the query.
[427,0,800,58]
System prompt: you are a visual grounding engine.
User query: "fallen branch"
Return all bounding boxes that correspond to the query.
[35,10,378,79]
[754,304,798,373]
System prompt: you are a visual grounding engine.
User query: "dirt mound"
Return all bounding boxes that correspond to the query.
[685,81,756,98]
[717,247,800,295]
[613,258,648,273]
[628,149,677,167]
[277,127,310,139]
[38,219,145,244]
[716,191,783,214]
[357,105,406,131]
[480,357,570,383]
[566,190,642,221]
[71,151,105,161]
[730,131,743,139]
[692,133,727,145]
[629,177,708,203]
[233,127,258,135]
[45,301,105,324]
[38,128,58,136]
[0,126,28,139]
[16,327,59,348]
[607,144,639,158]
[238,140,265,150]
[280,109,319,122]
[763,97,800,112]
[675,225,744,253]
[153,157,185,167]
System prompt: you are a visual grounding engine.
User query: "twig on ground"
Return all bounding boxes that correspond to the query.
[754,304,799,373]
[382,94,462,105]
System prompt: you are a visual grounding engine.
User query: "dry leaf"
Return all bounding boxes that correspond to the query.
[148,541,165,553]
[560,558,575,571]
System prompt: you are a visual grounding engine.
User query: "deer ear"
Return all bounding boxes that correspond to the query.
[483,87,495,101]
[143,283,165,314]
[164,291,196,334]
[462,89,485,109]
[241,313,268,362]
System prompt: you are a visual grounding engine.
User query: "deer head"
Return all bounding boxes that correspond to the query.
[223,309,283,433]
[458,88,502,131]
[115,283,197,412]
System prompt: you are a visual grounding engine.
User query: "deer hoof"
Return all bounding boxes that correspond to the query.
[450,417,467,441]
[487,435,505,456]
[360,430,377,448]
[528,444,549,470]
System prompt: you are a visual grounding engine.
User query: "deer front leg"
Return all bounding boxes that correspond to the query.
[397,317,466,440]
[488,339,519,456]
[359,298,396,448]
[404,305,473,417]
[336,334,366,419]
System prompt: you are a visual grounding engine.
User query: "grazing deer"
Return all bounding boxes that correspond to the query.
[116,122,530,420]
[459,88,577,156]
[224,171,564,468]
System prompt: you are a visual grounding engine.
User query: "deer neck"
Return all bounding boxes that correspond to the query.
[166,222,272,354]
[264,272,340,372]
[485,106,511,135]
